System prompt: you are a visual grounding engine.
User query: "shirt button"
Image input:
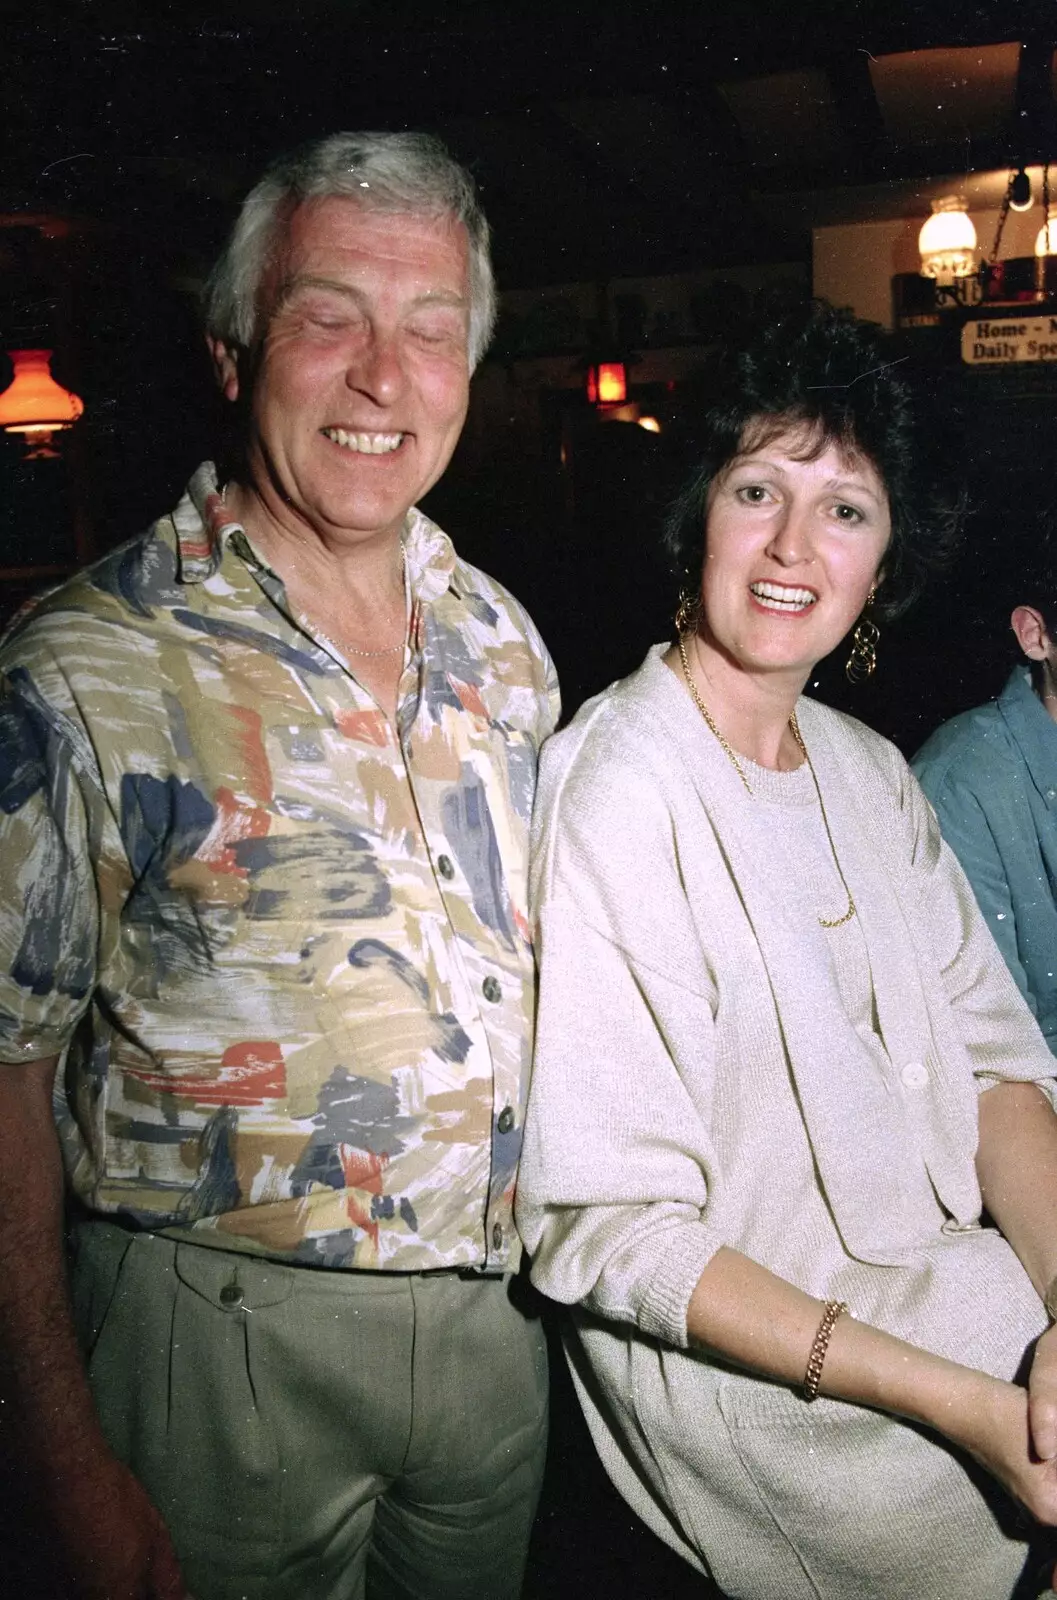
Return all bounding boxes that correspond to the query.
[497,1105,515,1135]
[901,1061,929,1088]
[219,1283,245,1310]
[437,854,455,880]
[482,976,502,1004]
[492,1222,504,1250]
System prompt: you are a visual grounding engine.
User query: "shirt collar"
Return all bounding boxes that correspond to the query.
[998,663,1057,804]
[174,462,459,605]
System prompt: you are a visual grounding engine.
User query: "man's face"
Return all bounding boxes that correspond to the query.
[222,196,472,547]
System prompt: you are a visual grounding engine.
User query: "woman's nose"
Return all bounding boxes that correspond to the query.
[765,505,813,566]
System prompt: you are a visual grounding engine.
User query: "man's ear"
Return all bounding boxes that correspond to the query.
[207,336,241,404]
[1011,604,1051,661]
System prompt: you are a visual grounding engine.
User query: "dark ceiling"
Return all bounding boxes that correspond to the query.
[4,0,1057,286]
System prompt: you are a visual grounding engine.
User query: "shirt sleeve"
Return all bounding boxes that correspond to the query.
[899,757,1057,1102]
[0,670,99,1063]
[914,762,1036,1019]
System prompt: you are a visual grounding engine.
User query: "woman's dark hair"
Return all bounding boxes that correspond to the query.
[664,300,965,621]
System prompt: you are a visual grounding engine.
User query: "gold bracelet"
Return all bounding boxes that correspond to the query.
[803,1299,848,1402]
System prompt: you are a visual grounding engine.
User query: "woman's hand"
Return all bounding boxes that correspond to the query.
[950,1370,1057,1528]
[1029,1324,1057,1464]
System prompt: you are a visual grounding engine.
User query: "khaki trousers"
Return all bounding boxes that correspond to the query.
[70,1222,548,1600]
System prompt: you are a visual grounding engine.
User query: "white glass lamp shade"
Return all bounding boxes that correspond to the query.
[0,348,83,432]
[1035,213,1057,257]
[918,197,977,281]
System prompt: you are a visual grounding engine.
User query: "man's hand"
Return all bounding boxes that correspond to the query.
[47,1448,190,1600]
[0,1057,190,1599]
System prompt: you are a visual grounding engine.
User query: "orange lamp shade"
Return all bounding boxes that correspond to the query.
[0,349,84,434]
[586,361,627,405]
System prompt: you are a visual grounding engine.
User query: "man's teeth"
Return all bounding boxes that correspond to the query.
[750,582,816,612]
[323,428,403,454]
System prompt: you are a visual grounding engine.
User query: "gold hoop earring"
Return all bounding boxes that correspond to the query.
[675,588,701,636]
[845,590,880,684]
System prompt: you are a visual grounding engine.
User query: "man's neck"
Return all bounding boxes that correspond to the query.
[221,478,406,608]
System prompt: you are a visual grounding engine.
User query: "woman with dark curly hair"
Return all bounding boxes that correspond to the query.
[517,302,1057,1598]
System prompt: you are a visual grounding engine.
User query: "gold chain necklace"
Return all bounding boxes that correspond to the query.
[303,550,409,660]
[311,630,405,659]
[217,484,410,660]
[677,635,856,929]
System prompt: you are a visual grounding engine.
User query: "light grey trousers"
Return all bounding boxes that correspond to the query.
[70,1222,549,1600]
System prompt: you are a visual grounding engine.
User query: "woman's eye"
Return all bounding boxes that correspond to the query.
[833,502,864,523]
[736,484,770,504]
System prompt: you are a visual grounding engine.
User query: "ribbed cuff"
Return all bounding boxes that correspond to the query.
[637,1223,718,1349]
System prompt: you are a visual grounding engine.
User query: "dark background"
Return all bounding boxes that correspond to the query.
[3,0,1057,740]
[3,4,1057,1595]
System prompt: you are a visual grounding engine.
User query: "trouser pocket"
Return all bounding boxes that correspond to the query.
[72,1224,287,1579]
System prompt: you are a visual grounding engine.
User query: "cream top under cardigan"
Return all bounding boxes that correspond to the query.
[517,647,1057,1600]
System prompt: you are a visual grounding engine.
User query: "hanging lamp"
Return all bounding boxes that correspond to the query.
[0,348,84,458]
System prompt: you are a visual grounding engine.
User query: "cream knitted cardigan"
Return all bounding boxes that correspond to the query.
[517,647,1057,1600]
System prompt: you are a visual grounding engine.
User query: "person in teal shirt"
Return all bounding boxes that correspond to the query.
[913,559,1057,1055]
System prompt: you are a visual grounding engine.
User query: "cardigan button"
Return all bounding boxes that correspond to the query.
[900,1061,929,1088]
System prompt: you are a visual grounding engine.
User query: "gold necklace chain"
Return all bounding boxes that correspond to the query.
[217,483,410,661]
[303,550,409,660]
[677,634,753,793]
[311,630,405,659]
[787,712,857,929]
[677,634,856,930]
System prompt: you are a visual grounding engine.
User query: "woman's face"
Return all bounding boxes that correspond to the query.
[696,422,891,684]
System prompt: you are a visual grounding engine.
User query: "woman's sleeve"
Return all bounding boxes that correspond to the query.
[516,733,723,1349]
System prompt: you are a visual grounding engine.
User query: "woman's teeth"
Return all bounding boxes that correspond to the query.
[750,582,816,613]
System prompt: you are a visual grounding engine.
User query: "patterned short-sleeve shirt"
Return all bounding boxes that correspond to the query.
[0,463,559,1271]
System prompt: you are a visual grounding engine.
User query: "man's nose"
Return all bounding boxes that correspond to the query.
[347,330,406,406]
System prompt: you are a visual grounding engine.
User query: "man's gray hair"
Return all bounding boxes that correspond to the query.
[205,131,496,369]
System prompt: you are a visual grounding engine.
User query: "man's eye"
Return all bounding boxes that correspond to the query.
[409,322,459,346]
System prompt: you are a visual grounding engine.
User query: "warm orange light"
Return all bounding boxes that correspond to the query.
[0,349,84,456]
[596,361,627,403]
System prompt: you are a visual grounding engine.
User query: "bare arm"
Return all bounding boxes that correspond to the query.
[687,1245,1057,1528]
[976,1081,1057,1297]
[975,1080,1057,1463]
[0,1056,188,1600]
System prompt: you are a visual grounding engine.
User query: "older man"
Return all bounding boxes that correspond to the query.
[0,133,557,1600]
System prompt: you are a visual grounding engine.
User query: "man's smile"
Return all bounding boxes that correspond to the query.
[321,427,405,454]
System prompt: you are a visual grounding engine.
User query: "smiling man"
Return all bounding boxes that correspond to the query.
[0,133,558,1600]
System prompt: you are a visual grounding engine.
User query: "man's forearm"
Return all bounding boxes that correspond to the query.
[0,1055,110,1474]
